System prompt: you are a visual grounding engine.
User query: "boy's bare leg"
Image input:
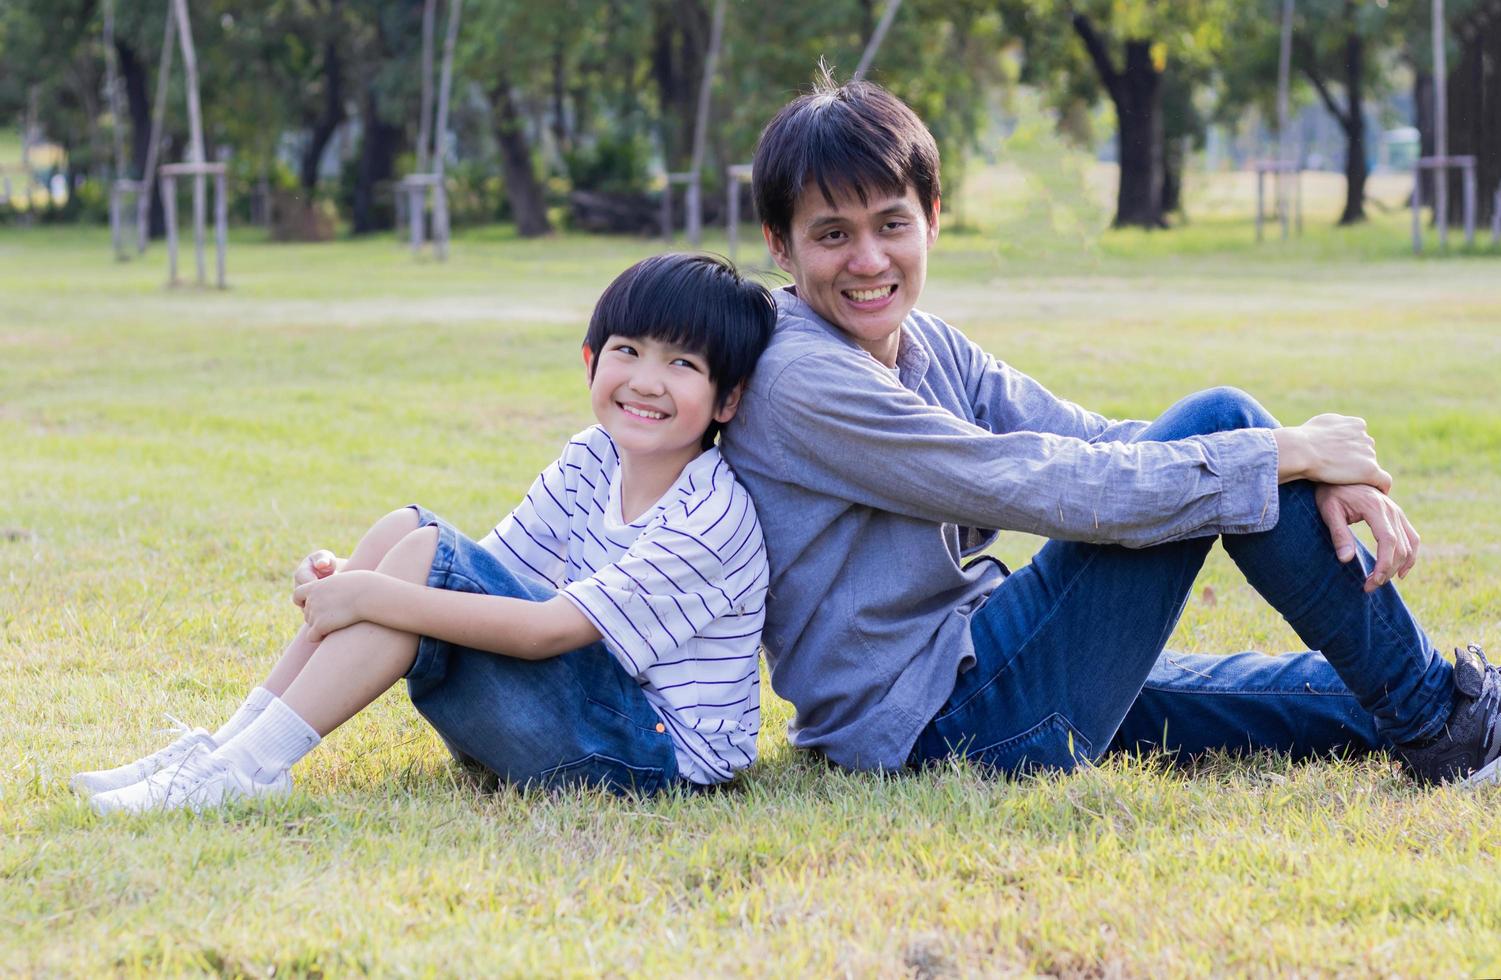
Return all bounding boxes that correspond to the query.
[261,508,422,695]
[278,526,438,736]
[77,511,431,797]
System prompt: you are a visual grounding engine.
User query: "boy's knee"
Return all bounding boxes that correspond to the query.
[375,506,423,536]
[376,526,439,581]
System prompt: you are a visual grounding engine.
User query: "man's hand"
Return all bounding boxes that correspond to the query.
[294,569,383,641]
[293,549,344,606]
[1315,483,1420,592]
[1275,414,1392,492]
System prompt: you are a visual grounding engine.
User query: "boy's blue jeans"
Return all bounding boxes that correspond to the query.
[910,388,1458,773]
[403,508,681,795]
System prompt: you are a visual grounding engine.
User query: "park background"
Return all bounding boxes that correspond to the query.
[3,0,1501,975]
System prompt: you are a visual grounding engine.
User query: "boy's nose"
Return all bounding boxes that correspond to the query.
[629,371,666,395]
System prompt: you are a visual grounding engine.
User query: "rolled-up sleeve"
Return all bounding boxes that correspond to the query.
[764,348,1280,548]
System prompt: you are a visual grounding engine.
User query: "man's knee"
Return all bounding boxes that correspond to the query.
[1186,385,1277,433]
[376,526,439,582]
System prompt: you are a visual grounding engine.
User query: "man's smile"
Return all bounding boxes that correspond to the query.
[843,284,898,304]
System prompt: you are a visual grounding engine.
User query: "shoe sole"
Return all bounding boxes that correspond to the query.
[90,775,293,815]
[1462,755,1501,788]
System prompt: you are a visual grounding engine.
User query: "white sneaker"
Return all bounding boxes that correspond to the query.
[89,746,291,815]
[70,720,218,797]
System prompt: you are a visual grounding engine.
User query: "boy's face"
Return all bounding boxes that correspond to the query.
[583,335,739,465]
[764,182,939,368]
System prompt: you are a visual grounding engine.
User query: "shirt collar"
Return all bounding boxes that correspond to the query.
[776,286,930,391]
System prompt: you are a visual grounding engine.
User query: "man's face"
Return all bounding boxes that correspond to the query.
[764,183,939,367]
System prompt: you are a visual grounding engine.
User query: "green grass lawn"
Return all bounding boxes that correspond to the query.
[3,173,1501,975]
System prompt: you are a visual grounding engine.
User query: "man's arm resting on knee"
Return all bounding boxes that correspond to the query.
[1272,414,1392,491]
[295,571,600,658]
[757,349,1281,546]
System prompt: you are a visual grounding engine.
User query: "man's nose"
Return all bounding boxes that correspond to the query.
[846,233,890,276]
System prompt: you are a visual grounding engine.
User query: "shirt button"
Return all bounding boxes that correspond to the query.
[655,723,666,733]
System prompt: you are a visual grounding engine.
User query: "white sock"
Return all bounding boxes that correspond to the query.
[212,686,275,745]
[214,694,320,784]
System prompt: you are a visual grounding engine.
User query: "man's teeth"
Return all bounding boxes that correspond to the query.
[847,286,892,302]
[622,404,666,420]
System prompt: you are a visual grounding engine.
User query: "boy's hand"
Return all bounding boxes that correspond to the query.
[293,549,344,605]
[294,570,380,641]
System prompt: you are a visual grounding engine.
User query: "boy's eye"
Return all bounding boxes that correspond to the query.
[672,357,703,371]
[611,343,638,356]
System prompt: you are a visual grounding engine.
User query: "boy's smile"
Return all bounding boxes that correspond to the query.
[585,335,738,477]
[765,184,939,368]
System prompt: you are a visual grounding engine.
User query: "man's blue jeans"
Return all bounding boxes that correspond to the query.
[909,387,1458,774]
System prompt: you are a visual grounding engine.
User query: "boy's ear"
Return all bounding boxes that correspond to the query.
[713,383,745,425]
[581,343,594,382]
[763,224,795,276]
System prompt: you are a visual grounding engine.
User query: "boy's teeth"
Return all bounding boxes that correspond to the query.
[847,286,891,302]
[622,404,666,419]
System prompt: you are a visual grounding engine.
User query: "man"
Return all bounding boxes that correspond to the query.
[718,74,1500,784]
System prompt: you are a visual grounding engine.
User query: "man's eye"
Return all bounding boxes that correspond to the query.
[821,229,846,242]
[885,221,909,231]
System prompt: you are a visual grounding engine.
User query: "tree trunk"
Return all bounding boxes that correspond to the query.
[492,78,553,237]
[1113,43,1165,227]
[1161,137,1183,216]
[114,38,167,238]
[1337,31,1367,225]
[1414,69,1437,206]
[1072,15,1165,228]
[551,42,571,156]
[651,0,709,172]
[352,87,400,234]
[1299,22,1367,226]
[299,32,344,195]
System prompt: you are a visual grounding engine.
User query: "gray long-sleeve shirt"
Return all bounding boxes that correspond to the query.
[718,288,1282,770]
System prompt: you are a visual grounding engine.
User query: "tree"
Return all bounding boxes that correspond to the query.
[998,0,1229,229]
[1400,0,1501,229]
[461,0,596,237]
[1219,0,1404,226]
[1292,0,1400,224]
[1440,0,1501,229]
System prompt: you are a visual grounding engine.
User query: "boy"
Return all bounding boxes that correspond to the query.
[75,253,776,811]
[717,72,1500,784]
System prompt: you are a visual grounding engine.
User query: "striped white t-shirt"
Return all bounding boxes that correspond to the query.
[479,425,767,784]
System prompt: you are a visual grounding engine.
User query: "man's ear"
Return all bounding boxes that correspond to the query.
[763,224,795,276]
[581,343,594,383]
[714,383,745,425]
[926,195,941,247]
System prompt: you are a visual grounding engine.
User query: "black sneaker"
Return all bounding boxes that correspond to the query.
[1396,644,1501,786]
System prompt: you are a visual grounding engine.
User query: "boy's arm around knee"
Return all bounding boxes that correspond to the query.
[296,571,601,657]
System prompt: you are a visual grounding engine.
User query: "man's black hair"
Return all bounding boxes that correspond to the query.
[584,252,776,448]
[753,66,941,247]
